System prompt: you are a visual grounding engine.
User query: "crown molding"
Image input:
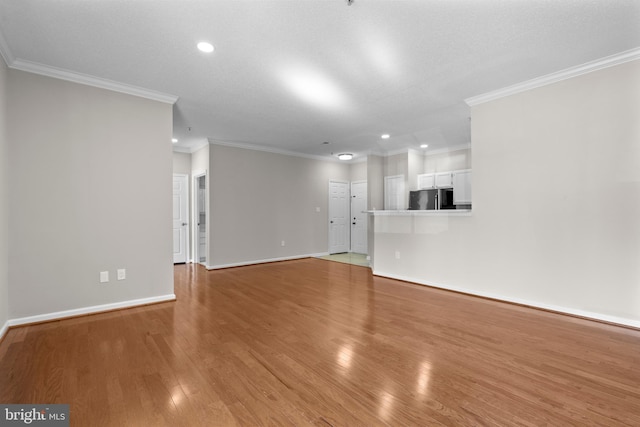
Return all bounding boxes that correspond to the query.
[381,147,409,157]
[172,140,210,154]
[207,138,346,163]
[190,141,210,153]
[9,58,178,104]
[379,142,471,158]
[0,28,178,104]
[465,47,640,106]
[204,139,470,163]
[172,145,193,154]
[424,143,471,156]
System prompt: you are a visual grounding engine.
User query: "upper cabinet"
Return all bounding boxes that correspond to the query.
[452,169,472,205]
[435,172,453,188]
[418,169,472,206]
[417,173,435,189]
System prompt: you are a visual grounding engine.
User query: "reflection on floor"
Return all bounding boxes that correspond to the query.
[317,252,370,267]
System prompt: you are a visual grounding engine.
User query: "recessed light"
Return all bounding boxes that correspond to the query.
[172,138,178,143]
[197,42,214,53]
[420,144,428,148]
[338,153,353,161]
[381,134,390,139]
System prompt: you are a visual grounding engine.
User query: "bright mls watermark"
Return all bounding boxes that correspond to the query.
[0,405,68,426]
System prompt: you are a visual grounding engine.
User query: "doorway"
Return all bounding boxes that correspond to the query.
[328,180,349,254]
[194,172,207,265]
[172,174,189,264]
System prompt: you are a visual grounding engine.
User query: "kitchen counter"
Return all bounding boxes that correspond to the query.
[365,209,472,216]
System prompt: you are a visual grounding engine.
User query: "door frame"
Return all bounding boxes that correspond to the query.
[173,173,190,264]
[193,170,208,266]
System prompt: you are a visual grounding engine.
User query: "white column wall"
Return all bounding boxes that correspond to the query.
[373,60,640,326]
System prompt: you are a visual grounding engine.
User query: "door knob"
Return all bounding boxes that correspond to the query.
[182,223,188,226]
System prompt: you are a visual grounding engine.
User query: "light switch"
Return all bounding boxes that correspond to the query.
[117,269,126,280]
[100,271,109,283]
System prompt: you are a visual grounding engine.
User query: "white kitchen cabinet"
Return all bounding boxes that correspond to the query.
[417,173,435,189]
[435,172,453,188]
[452,169,472,205]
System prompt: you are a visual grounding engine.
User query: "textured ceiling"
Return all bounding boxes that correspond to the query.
[1,0,639,159]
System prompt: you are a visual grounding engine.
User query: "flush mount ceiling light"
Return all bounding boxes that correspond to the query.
[197,42,214,53]
[338,153,353,161]
[381,134,390,139]
[420,144,428,148]
[172,138,178,143]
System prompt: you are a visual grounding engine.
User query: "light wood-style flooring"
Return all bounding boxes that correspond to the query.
[1,259,640,426]
[316,252,369,267]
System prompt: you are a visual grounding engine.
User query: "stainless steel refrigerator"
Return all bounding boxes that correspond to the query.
[409,189,455,210]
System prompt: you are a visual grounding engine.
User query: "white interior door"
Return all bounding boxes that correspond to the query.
[173,174,189,264]
[384,175,405,210]
[329,180,349,254]
[194,173,207,265]
[351,181,368,254]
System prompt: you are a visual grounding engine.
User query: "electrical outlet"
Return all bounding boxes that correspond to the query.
[100,271,109,283]
[117,269,126,280]
[395,251,401,260]
[281,240,285,247]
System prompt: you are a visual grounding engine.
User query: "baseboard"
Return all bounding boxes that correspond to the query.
[207,252,330,270]
[5,294,176,329]
[0,320,9,343]
[373,270,640,330]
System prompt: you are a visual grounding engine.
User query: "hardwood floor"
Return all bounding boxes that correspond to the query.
[1,259,640,426]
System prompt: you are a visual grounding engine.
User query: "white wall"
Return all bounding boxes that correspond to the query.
[367,155,384,211]
[424,147,471,173]
[384,152,408,178]
[373,59,640,326]
[367,154,384,264]
[172,151,192,175]
[349,160,367,182]
[191,144,209,174]
[407,149,423,192]
[7,69,174,319]
[208,144,349,267]
[0,58,8,331]
[384,152,409,209]
[191,145,209,264]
